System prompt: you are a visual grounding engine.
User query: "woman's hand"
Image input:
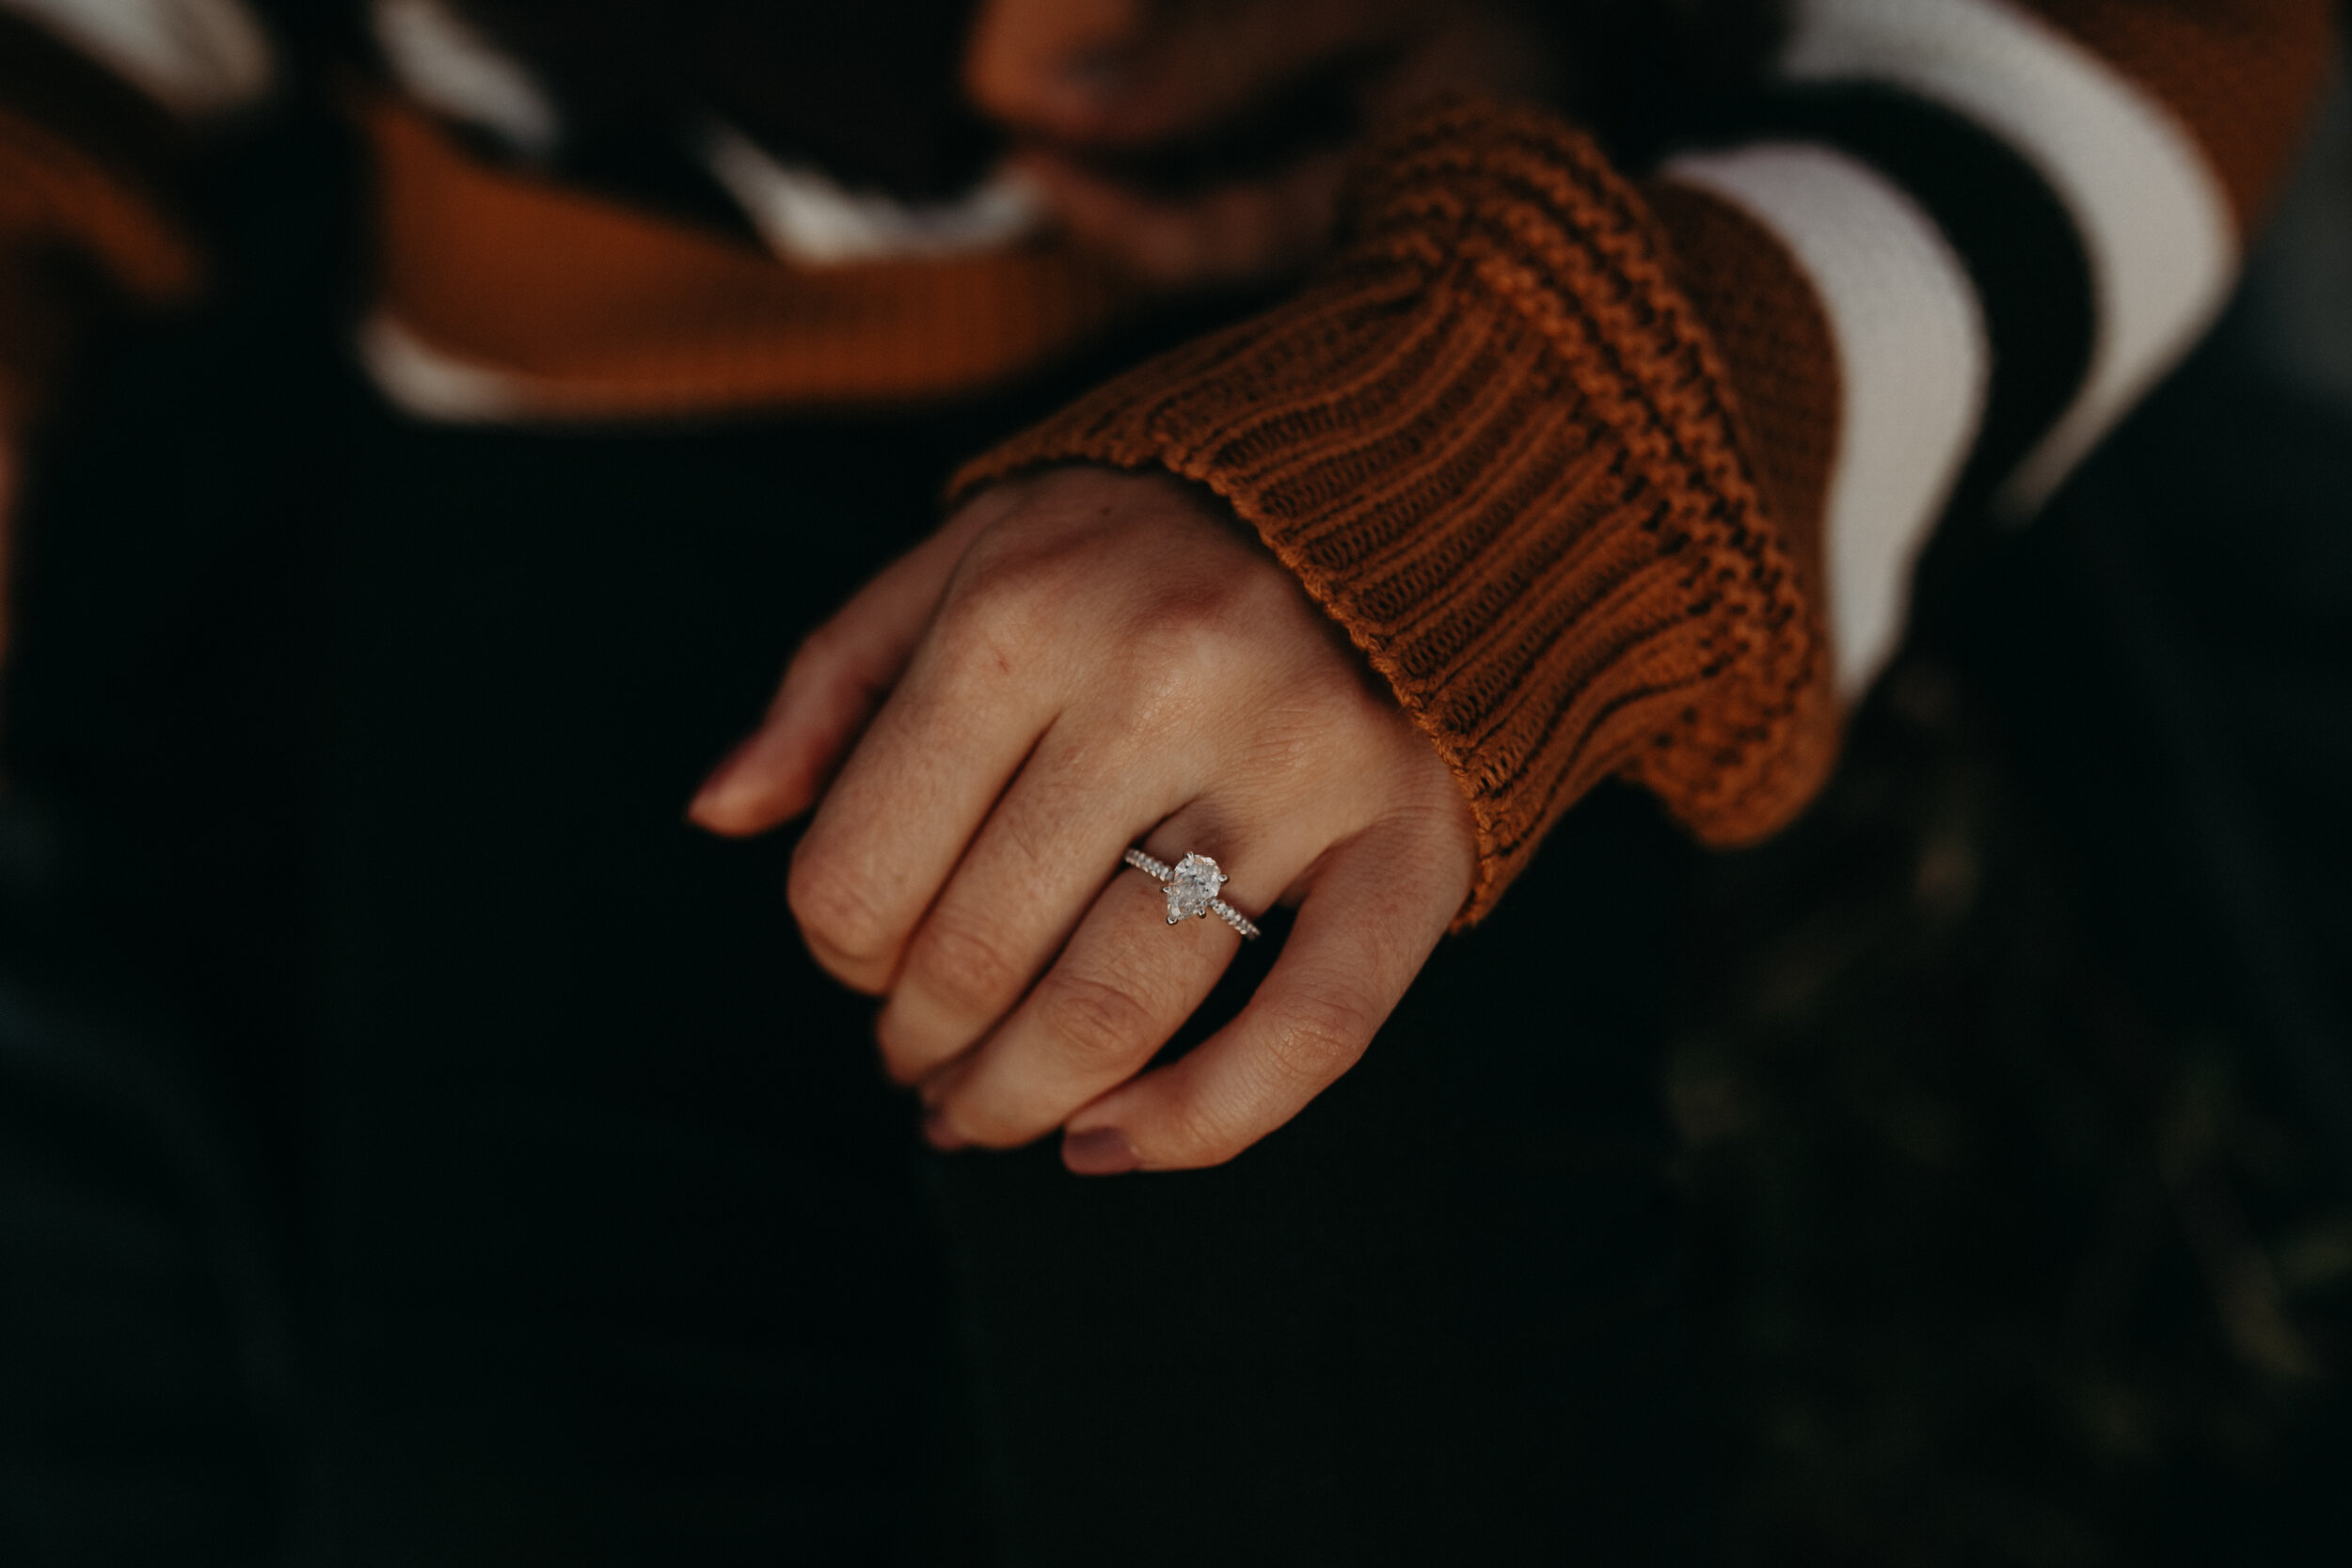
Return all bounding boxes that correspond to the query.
[690,467,1474,1173]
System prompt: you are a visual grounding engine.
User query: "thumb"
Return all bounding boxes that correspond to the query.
[687,495,1001,836]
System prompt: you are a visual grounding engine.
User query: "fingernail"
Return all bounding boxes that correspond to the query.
[1062,1126,1137,1176]
[923,1106,970,1153]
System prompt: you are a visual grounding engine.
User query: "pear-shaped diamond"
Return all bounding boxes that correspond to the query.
[1165,852,1228,924]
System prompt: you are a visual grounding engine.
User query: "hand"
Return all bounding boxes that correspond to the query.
[965,0,1561,288]
[690,467,1474,1173]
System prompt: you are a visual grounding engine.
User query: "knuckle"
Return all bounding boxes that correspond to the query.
[929,551,1083,686]
[1154,1087,1254,1170]
[1259,990,1372,1092]
[1113,575,1342,730]
[928,586,1024,668]
[1126,578,1253,665]
[907,913,1026,1019]
[1169,1101,1241,1165]
[1037,971,1161,1069]
[948,534,1074,623]
[786,850,893,974]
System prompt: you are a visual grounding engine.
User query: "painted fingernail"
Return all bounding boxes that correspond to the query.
[922,1106,970,1153]
[1061,1127,1137,1176]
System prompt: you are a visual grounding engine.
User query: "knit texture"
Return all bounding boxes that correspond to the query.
[1645,178,1839,611]
[953,100,1838,923]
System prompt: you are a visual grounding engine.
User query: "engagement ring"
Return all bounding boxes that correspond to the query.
[1122,848,1261,940]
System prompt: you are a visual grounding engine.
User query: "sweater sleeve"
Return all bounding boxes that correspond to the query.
[951,0,2337,924]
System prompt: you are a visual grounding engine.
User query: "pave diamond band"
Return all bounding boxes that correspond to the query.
[1122,848,1261,941]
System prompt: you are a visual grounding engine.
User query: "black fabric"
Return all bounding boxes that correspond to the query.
[0,102,1706,1567]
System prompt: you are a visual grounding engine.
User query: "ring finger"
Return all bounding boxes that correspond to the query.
[920,808,1312,1151]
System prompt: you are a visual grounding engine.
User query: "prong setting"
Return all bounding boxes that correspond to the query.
[1121,847,1261,940]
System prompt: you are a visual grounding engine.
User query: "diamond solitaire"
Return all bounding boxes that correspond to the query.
[1120,847,1262,940]
[1165,852,1228,924]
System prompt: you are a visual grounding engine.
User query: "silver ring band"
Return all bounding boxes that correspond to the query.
[1122,847,1261,941]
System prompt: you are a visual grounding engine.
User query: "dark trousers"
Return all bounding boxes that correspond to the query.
[0,114,1703,1567]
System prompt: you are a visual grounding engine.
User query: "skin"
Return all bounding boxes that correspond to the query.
[689,470,1475,1174]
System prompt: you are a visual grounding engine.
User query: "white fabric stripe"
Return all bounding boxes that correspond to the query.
[372,0,559,158]
[1782,0,2237,513]
[2,0,270,116]
[700,124,1041,265]
[358,312,538,422]
[1664,144,1990,696]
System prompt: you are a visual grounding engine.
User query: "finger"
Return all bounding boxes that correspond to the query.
[922,804,1320,1152]
[688,498,1003,835]
[1057,813,1466,1174]
[785,537,1086,992]
[873,714,1188,1085]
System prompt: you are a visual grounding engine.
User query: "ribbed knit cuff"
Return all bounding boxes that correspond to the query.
[952,99,1836,923]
